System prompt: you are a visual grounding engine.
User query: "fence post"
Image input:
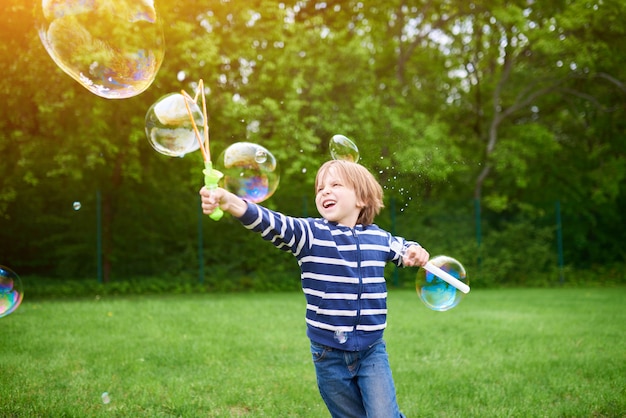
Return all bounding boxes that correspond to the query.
[198,196,205,284]
[555,200,564,284]
[390,196,399,287]
[96,190,103,284]
[302,195,308,217]
[474,198,482,270]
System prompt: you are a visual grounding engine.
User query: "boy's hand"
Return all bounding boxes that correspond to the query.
[403,244,429,267]
[199,187,248,217]
[199,186,225,215]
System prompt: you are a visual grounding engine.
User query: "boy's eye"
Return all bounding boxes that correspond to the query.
[316,180,343,192]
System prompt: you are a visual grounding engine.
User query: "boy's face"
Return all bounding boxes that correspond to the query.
[315,168,363,227]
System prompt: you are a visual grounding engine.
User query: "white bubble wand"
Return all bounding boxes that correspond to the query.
[422,262,470,294]
[391,241,470,294]
[181,80,224,221]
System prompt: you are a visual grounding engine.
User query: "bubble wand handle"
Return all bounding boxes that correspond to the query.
[203,161,224,221]
[423,262,470,294]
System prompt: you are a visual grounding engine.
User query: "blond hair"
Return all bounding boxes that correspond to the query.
[315,160,384,225]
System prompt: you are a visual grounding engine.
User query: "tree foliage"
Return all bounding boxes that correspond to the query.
[1,0,624,287]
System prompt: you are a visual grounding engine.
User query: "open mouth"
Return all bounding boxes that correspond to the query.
[323,200,336,209]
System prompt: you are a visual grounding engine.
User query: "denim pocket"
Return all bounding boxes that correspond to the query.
[310,341,331,363]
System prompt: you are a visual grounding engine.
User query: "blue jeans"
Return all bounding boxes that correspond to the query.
[310,339,405,418]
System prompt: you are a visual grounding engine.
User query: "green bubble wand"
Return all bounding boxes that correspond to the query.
[181,80,224,221]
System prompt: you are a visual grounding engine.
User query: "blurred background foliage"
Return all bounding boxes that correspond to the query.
[1,0,625,295]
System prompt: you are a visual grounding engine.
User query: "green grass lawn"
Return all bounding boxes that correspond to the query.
[1,288,625,417]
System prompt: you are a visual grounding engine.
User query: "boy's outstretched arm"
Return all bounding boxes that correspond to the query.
[199,186,248,218]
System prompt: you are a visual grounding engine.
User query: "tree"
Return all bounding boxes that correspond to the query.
[1,0,624,286]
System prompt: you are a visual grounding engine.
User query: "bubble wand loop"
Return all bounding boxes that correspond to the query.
[182,80,223,221]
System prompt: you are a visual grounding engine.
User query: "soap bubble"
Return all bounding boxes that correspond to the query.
[416,256,467,312]
[145,93,204,157]
[101,392,111,404]
[254,149,268,164]
[334,330,348,344]
[0,265,24,318]
[218,142,280,203]
[329,134,359,163]
[73,201,81,210]
[36,0,165,99]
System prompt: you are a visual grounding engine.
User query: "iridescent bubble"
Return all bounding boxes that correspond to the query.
[334,330,348,344]
[36,0,165,99]
[101,392,111,404]
[73,201,81,211]
[416,256,467,312]
[145,93,204,157]
[329,134,359,163]
[254,149,268,164]
[0,265,24,318]
[218,142,280,203]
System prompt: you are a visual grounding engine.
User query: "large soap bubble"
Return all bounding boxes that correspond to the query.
[416,255,468,312]
[0,265,24,318]
[329,134,359,163]
[36,0,165,99]
[145,93,204,157]
[218,142,280,203]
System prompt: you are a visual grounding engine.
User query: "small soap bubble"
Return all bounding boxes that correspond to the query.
[329,134,359,163]
[35,0,165,99]
[334,330,348,344]
[416,256,468,312]
[73,201,81,211]
[217,142,280,203]
[0,265,24,318]
[145,93,204,157]
[101,392,111,404]
[254,149,268,164]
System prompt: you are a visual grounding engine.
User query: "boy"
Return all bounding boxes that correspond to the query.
[200,160,429,417]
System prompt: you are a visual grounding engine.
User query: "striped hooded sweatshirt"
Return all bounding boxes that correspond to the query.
[237,202,418,352]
